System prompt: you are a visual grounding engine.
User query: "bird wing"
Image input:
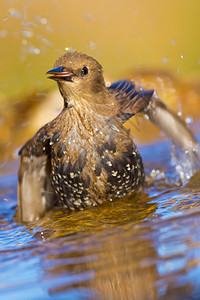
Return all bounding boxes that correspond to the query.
[108,80,154,123]
[17,127,55,222]
[145,98,198,155]
[108,80,197,154]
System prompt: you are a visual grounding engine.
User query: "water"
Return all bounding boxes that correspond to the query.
[1,137,200,300]
[1,0,200,297]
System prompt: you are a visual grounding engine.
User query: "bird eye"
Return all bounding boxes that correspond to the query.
[81,66,89,75]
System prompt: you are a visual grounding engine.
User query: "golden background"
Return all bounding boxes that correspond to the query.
[0,0,199,100]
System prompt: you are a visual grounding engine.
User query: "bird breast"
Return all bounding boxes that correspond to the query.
[47,106,144,209]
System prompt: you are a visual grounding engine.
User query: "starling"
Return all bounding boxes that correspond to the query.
[18,51,197,222]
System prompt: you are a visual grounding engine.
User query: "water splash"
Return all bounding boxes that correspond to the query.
[150,169,166,181]
[171,143,200,185]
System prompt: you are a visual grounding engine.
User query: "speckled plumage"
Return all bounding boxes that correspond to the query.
[18,51,154,222]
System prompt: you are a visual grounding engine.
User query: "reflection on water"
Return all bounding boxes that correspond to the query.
[1,139,200,299]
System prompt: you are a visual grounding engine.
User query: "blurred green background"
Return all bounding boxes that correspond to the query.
[0,0,200,101]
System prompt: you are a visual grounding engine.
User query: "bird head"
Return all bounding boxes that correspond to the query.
[46,51,107,107]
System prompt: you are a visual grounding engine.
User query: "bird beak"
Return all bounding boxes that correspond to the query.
[46,66,74,81]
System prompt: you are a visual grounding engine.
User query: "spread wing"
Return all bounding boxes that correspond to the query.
[17,126,55,222]
[145,98,198,155]
[108,80,154,123]
[108,80,198,159]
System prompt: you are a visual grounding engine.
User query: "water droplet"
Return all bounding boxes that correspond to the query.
[185,116,193,124]
[8,8,21,18]
[28,45,40,55]
[180,54,184,59]
[89,41,95,49]
[22,21,37,27]
[3,17,8,22]
[34,48,40,54]
[162,57,168,64]
[133,29,136,33]
[36,35,51,46]
[85,13,93,21]
[40,18,47,25]
[0,30,7,38]
[22,30,33,38]
[65,47,75,52]
[22,39,28,45]
[34,17,47,24]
